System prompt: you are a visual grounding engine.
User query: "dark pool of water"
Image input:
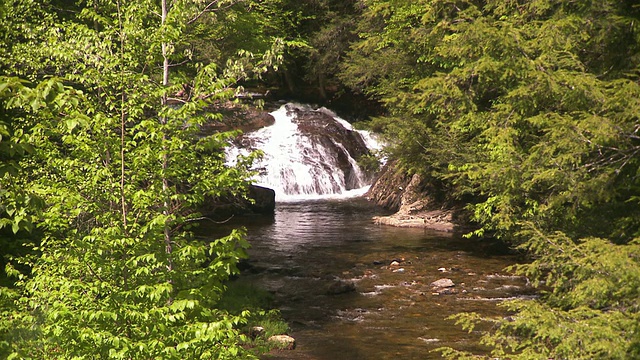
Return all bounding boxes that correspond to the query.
[200,197,532,360]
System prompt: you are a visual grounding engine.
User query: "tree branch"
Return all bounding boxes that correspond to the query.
[187,0,239,25]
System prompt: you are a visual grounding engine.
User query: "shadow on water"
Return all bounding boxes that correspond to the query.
[198,197,533,360]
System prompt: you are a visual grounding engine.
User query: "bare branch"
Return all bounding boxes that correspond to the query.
[187,0,240,25]
[166,97,187,104]
[201,215,235,224]
[168,58,191,68]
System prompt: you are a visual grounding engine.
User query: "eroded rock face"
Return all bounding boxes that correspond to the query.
[366,160,457,232]
[365,160,414,212]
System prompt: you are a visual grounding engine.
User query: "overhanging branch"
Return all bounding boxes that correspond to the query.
[187,0,239,25]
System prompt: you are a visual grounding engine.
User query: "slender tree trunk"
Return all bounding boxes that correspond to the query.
[283,68,295,94]
[117,0,127,231]
[161,0,173,277]
[318,73,327,100]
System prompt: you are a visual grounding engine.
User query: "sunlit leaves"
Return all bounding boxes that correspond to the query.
[344,0,640,357]
[0,0,264,358]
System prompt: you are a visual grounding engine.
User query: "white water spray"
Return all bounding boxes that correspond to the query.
[227,104,381,202]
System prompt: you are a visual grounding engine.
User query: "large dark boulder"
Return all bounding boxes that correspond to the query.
[286,104,374,188]
[248,185,276,214]
[200,184,275,219]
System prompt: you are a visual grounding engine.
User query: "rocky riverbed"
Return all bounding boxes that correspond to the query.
[200,199,534,360]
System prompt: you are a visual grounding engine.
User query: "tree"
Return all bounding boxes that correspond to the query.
[0,0,279,358]
[342,0,640,357]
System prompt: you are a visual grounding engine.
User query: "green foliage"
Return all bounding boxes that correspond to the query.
[217,281,289,341]
[357,153,382,174]
[343,0,640,357]
[442,232,640,359]
[343,0,640,241]
[0,0,283,359]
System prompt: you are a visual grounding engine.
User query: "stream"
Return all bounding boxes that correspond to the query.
[215,103,533,359]
[201,197,533,360]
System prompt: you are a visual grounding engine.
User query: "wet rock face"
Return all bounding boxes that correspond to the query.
[286,105,374,187]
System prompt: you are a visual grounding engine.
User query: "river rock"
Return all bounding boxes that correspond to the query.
[326,280,357,295]
[431,278,455,288]
[434,287,458,295]
[248,185,276,214]
[268,334,296,350]
[250,326,265,338]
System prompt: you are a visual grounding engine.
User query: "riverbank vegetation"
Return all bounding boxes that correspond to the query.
[2,0,640,358]
[0,0,283,358]
[338,1,640,358]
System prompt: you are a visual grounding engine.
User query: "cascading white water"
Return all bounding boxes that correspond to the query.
[227,103,381,202]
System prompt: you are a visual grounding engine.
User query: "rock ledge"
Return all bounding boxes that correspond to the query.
[367,161,457,232]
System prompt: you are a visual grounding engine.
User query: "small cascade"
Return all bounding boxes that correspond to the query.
[227,103,381,201]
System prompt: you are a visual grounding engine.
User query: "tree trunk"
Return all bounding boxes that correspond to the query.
[318,73,327,100]
[161,0,173,279]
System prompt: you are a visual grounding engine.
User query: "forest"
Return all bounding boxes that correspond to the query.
[1,0,639,358]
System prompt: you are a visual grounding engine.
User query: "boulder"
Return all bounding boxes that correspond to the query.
[249,326,265,339]
[200,184,275,218]
[248,185,276,214]
[268,334,296,350]
[326,280,357,295]
[431,278,455,289]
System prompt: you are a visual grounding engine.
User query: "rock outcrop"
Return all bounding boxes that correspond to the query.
[366,160,457,232]
[285,105,375,188]
[201,184,275,219]
[200,101,277,134]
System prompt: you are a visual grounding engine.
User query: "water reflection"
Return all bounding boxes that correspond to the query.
[199,198,531,360]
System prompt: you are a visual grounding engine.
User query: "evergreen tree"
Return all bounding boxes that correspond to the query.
[342,0,640,357]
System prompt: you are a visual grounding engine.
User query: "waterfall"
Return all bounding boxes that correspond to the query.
[227,103,381,202]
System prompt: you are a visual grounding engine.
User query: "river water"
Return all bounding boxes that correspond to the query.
[202,197,532,360]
